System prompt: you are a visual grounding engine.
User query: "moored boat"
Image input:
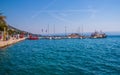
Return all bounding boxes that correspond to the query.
[90,31,107,38]
[27,35,39,40]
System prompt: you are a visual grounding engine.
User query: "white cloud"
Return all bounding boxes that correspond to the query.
[48,12,73,24]
[31,0,57,18]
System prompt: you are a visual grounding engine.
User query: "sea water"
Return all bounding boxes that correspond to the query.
[0,36,120,75]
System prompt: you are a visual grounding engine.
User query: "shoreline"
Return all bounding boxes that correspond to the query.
[0,37,26,48]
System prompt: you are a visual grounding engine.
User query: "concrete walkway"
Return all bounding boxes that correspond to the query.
[0,38,26,48]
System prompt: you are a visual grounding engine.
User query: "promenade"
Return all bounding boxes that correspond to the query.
[0,37,26,48]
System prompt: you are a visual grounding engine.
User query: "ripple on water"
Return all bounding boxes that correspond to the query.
[0,37,120,75]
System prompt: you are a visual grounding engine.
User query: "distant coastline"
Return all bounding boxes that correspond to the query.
[39,32,120,37]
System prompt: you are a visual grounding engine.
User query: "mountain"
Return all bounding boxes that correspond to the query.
[7,25,31,34]
[7,25,41,36]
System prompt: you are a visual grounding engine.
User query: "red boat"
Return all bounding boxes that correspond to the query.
[28,35,39,40]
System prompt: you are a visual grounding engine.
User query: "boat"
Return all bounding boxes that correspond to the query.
[68,33,80,39]
[67,33,86,39]
[90,31,107,38]
[28,35,39,40]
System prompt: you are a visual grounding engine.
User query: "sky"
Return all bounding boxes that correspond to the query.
[0,0,120,34]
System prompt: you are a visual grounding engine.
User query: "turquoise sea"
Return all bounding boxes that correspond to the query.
[0,36,120,75]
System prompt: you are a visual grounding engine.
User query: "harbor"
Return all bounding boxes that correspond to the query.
[27,30,107,40]
[0,0,120,75]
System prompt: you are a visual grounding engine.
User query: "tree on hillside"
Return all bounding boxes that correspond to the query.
[8,29,15,35]
[0,13,8,31]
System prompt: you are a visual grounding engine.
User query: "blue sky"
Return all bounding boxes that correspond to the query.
[0,0,120,34]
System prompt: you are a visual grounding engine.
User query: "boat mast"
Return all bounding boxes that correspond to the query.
[82,25,83,36]
[53,24,55,37]
[78,26,80,35]
[65,26,67,37]
[47,24,49,37]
